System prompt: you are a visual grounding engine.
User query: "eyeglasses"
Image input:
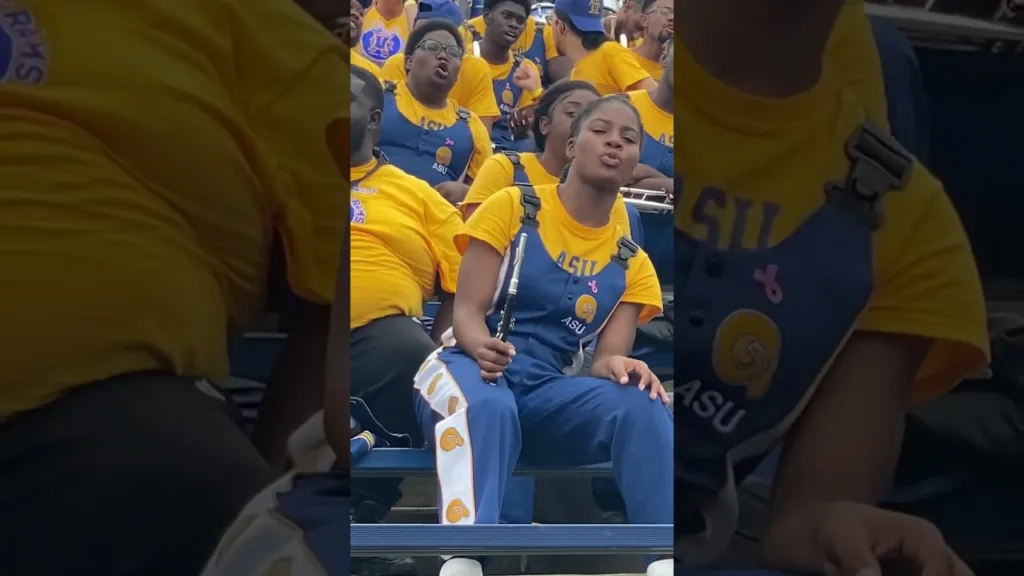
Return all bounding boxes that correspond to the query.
[415,39,465,60]
[644,6,673,16]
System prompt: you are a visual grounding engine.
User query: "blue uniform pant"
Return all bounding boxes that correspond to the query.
[413,349,673,526]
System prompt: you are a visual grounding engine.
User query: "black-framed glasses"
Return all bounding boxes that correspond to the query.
[644,6,673,16]
[415,39,465,60]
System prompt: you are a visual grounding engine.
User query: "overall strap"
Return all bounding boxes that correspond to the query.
[518,185,541,227]
[502,150,522,165]
[825,121,913,231]
[610,236,639,269]
[502,151,530,186]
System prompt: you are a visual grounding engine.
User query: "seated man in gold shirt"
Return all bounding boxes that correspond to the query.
[0,0,349,574]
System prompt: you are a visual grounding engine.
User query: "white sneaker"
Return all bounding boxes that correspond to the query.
[439,557,484,576]
[646,558,675,575]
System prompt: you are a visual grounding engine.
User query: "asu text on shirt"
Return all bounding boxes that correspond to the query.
[458,184,661,323]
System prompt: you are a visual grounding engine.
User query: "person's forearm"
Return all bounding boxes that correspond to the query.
[759,333,924,570]
[430,293,454,344]
[452,304,493,359]
[678,0,843,98]
[251,303,330,472]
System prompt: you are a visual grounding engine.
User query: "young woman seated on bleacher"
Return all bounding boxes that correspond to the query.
[411,94,674,576]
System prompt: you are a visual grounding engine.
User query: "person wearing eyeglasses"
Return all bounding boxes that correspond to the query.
[553,0,656,96]
[629,0,672,82]
[377,19,493,205]
[381,1,501,132]
[675,1,988,574]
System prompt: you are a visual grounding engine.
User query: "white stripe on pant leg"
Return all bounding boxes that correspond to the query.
[413,358,474,524]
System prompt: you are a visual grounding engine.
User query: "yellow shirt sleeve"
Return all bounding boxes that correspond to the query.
[460,25,475,48]
[607,43,652,92]
[463,153,515,214]
[826,0,889,130]
[543,24,558,61]
[460,57,501,119]
[455,186,520,254]
[857,168,989,402]
[622,250,663,324]
[420,183,465,294]
[351,51,383,81]
[229,0,348,304]
[466,113,495,180]
[380,55,406,84]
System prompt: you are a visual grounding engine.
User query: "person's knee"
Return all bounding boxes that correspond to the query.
[463,388,518,425]
[617,388,673,435]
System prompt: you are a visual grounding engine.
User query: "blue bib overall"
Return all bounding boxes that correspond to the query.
[639,130,674,178]
[378,81,475,186]
[489,55,533,152]
[413,186,673,534]
[673,123,914,563]
[503,150,646,246]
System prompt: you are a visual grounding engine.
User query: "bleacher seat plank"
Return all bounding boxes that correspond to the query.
[350,524,672,556]
[353,448,613,477]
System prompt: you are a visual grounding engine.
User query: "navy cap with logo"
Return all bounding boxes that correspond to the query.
[416,0,466,26]
[554,0,605,33]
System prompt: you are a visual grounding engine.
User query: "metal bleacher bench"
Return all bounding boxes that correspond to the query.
[351,301,673,558]
[230,303,673,559]
[351,449,673,557]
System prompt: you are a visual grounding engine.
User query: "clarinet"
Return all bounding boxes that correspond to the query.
[495,233,527,342]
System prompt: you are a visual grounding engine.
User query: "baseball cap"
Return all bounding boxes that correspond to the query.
[553,0,605,33]
[416,0,465,26]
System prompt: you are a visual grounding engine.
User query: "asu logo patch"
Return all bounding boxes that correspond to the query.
[435,146,452,166]
[0,1,48,85]
[360,27,402,64]
[438,427,465,452]
[574,294,597,324]
[350,199,366,224]
[444,499,471,523]
[712,309,781,399]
